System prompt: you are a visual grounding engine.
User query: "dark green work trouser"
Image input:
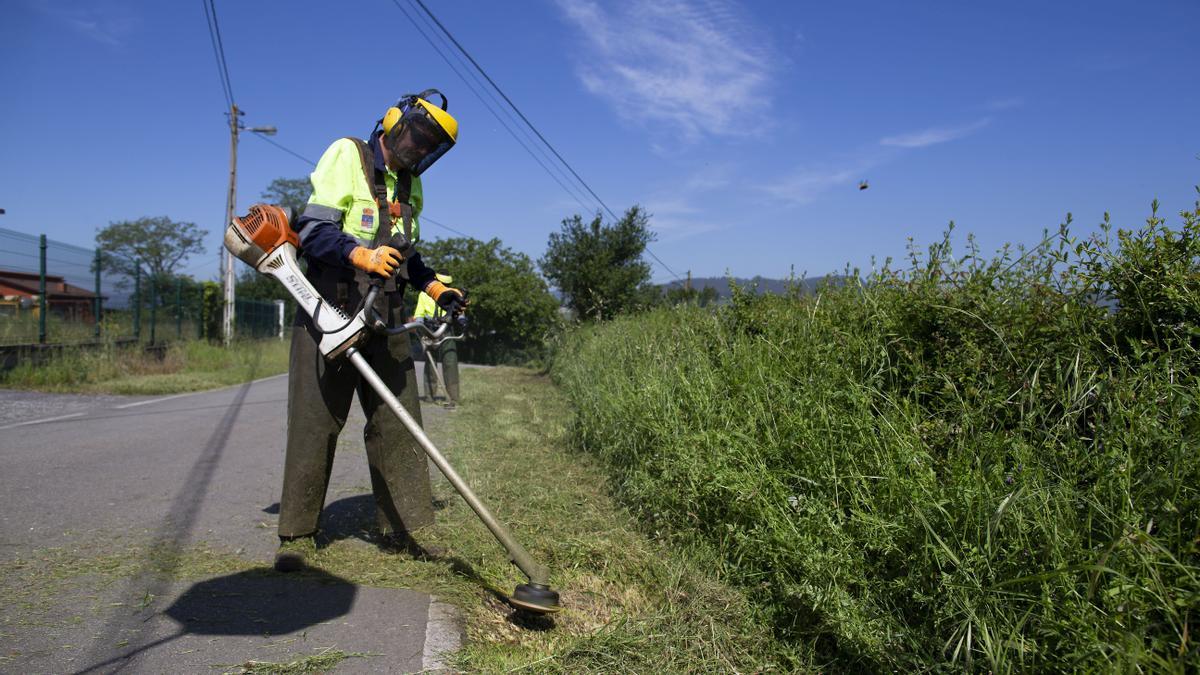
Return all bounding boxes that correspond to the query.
[423,338,459,402]
[278,294,433,538]
[422,339,441,399]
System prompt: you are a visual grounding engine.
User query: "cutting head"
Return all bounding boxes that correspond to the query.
[510,583,561,614]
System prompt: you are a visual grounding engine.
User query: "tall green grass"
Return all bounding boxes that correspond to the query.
[0,338,289,394]
[552,201,1200,671]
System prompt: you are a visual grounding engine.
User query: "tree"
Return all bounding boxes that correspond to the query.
[420,236,561,364]
[540,206,655,321]
[95,216,207,300]
[664,284,720,307]
[261,177,312,217]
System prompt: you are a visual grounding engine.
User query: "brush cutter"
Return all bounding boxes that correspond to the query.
[224,204,560,615]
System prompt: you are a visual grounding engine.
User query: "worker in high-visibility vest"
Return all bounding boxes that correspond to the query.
[275,90,465,572]
[413,271,454,400]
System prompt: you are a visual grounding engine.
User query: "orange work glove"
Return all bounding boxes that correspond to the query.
[348,245,404,277]
[424,279,467,315]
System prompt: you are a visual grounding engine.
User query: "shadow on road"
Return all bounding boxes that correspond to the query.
[76,354,265,674]
[71,568,358,674]
[164,567,356,635]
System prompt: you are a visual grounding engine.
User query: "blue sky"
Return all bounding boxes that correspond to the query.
[2,0,1198,285]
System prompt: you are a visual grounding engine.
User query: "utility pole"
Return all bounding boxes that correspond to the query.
[221,104,241,345]
[221,104,277,344]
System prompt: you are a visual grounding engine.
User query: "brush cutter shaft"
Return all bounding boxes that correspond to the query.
[346,348,550,586]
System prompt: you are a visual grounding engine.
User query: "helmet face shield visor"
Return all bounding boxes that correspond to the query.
[384,107,455,176]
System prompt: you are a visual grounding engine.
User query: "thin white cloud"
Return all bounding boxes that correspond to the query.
[642,166,734,241]
[759,167,861,206]
[983,96,1023,111]
[879,118,992,149]
[758,153,885,207]
[28,0,138,46]
[555,0,776,141]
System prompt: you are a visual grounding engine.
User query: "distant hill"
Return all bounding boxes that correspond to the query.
[659,275,841,301]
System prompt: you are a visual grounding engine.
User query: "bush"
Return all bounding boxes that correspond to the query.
[552,200,1200,671]
[540,206,656,321]
[420,237,561,365]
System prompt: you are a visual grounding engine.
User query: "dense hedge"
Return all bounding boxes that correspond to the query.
[552,201,1200,671]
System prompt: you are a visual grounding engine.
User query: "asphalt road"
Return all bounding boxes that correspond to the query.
[0,361,463,674]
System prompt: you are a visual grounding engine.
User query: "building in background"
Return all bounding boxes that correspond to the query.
[0,269,103,322]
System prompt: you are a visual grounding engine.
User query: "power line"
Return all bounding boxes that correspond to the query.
[387,0,596,216]
[200,0,234,109]
[246,130,474,239]
[402,0,598,214]
[411,0,610,219]
[406,0,683,282]
[250,131,316,165]
[419,215,471,238]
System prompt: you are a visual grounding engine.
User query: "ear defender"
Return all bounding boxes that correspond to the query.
[382,106,404,136]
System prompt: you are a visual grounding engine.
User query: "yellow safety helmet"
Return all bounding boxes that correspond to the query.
[379,89,458,175]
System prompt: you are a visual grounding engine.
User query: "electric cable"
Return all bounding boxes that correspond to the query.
[200,0,235,110]
[245,131,473,238]
[409,0,606,216]
[400,0,596,213]
[387,0,595,216]
[406,0,684,282]
[419,215,471,238]
[249,131,316,165]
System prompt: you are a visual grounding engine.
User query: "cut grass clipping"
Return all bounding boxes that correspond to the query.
[314,366,788,672]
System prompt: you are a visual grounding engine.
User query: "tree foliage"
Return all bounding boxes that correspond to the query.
[261,177,312,217]
[664,284,720,307]
[95,216,207,300]
[420,236,561,364]
[540,206,656,321]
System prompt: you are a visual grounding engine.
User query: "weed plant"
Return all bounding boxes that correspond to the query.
[552,199,1200,671]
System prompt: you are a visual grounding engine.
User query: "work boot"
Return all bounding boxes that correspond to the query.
[274,535,316,573]
[376,530,446,561]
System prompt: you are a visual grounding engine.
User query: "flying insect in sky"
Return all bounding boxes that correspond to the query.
[858,180,869,191]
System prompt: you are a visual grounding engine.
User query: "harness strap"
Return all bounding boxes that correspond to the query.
[344,137,414,245]
[342,137,410,296]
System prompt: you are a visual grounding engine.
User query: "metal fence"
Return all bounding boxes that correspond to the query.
[0,226,283,347]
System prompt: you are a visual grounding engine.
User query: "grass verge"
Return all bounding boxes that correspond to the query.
[0,339,290,394]
[551,207,1200,671]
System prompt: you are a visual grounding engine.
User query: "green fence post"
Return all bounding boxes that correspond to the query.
[133,263,141,342]
[38,234,47,344]
[176,277,183,340]
[149,275,157,346]
[94,249,102,340]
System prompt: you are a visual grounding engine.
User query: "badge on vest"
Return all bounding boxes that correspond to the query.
[361,207,375,230]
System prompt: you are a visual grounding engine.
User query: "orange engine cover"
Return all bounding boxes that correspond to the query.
[234,204,299,253]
